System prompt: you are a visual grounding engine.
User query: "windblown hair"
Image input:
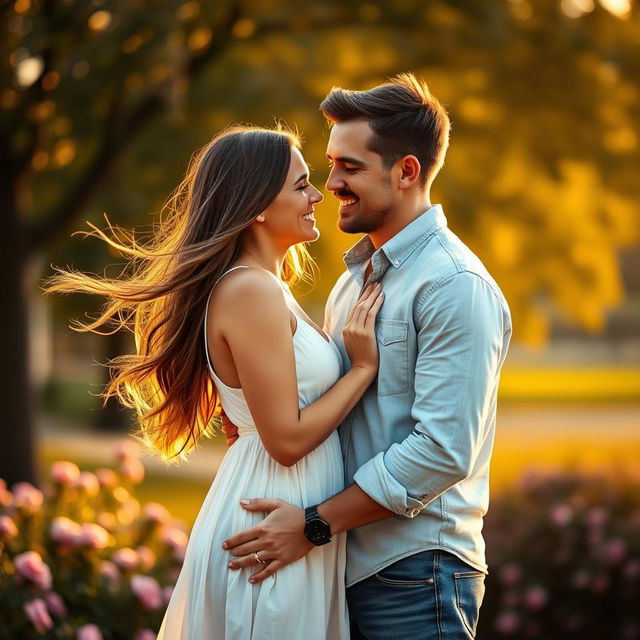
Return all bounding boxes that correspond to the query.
[44,124,313,461]
[320,72,450,187]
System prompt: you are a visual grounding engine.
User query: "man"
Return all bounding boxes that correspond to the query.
[223,73,512,639]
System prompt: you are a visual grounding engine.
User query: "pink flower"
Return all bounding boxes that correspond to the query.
[15,551,53,590]
[131,574,163,610]
[495,610,519,634]
[160,526,188,562]
[624,559,640,580]
[95,468,118,488]
[77,623,103,640]
[50,460,80,485]
[498,563,522,587]
[12,482,44,514]
[50,517,83,546]
[605,538,627,565]
[98,560,121,583]
[135,630,157,640]
[119,458,145,484]
[79,523,111,549]
[524,585,547,611]
[592,574,610,593]
[23,598,54,633]
[142,502,171,524]
[160,526,189,550]
[44,591,67,618]
[136,545,156,571]
[0,515,18,540]
[572,570,590,588]
[586,506,608,528]
[116,439,139,461]
[550,503,573,526]
[74,471,100,497]
[113,547,139,570]
[162,585,174,607]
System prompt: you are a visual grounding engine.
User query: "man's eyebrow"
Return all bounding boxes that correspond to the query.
[326,154,365,166]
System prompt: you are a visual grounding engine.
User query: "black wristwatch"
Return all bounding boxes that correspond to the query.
[303,505,332,546]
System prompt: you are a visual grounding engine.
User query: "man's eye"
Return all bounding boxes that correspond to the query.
[345,167,359,173]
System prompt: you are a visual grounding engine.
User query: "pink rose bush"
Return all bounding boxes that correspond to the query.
[0,443,187,639]
[477,469,640,639]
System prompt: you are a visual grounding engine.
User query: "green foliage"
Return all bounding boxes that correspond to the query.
[3,0,639,343]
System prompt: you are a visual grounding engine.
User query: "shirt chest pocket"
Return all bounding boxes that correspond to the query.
[375,319,410,396]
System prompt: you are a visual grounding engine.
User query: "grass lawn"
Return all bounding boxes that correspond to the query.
[498,366,640,403]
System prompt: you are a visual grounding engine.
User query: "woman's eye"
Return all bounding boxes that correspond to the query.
[297,183,310,191]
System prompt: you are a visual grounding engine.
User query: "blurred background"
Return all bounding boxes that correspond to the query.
[2,0,639,637]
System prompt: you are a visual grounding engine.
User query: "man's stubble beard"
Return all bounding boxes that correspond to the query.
[338,206,392,235]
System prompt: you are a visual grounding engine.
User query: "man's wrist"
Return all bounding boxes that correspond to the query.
[303,504,332,546]
[316,500,344,536]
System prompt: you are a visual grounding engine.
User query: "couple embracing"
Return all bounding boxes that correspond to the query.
[49,74,511,639]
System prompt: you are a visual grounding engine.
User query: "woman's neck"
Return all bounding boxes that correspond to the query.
[237,235,286,279]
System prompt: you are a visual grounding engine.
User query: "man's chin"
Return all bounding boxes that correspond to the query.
[338,215,368,235]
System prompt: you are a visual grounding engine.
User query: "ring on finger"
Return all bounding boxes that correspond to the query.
[254,551,268,566]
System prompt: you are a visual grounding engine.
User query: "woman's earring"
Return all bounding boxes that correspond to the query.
[256,215,265,222]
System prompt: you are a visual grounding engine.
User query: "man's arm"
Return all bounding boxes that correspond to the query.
[351,271,507,518]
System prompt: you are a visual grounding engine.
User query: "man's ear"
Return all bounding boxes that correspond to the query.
[397,155,421,189]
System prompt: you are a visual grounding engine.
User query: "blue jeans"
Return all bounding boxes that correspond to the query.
[346,550,485,639]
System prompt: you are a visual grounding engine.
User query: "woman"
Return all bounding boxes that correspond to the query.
[45,125,383,639]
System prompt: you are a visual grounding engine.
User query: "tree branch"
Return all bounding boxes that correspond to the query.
[25,0,246,254]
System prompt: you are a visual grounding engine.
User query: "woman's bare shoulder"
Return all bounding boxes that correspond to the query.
[208,267,289,325]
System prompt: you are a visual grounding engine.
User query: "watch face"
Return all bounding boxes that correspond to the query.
[305,518,331,545]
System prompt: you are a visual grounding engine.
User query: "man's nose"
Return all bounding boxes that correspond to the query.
[325,168,343,193]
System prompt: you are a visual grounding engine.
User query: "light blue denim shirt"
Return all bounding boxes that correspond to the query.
[324,205,512,587]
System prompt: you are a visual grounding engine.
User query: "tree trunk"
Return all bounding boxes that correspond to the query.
[93,330,134,432]
[0,176,36,487]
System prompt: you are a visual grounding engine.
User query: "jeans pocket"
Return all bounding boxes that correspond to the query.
[373,554,434,588]
[453,571,485,638]
[375,319,409,396]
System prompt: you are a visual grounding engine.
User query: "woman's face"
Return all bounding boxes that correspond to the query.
[260,147,324,245]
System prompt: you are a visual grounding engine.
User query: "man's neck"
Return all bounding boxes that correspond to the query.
[368,200,433,249]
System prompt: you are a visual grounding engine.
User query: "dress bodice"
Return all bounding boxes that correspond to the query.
[203,266,342,437]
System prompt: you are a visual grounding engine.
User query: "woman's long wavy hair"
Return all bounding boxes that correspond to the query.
[44,124,314,461]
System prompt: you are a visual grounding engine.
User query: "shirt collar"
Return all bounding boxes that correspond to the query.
[343,205,447,272]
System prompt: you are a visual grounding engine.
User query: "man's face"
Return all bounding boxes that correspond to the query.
[325,120,396,235]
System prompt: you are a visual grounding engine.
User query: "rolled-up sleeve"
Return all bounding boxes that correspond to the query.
[354,271,507,517]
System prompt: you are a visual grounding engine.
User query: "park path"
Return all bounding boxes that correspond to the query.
[39,405,640,487]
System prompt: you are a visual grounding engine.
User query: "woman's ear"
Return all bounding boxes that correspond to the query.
[397,155,421,189]
[256,214,265,222]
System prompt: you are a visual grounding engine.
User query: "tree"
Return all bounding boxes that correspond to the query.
[0,0,319,484]
[2,0,638,485]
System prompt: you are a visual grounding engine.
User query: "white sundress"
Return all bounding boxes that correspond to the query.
[158,266,349,639]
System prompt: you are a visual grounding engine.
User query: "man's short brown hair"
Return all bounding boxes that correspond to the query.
[320,73,450,188]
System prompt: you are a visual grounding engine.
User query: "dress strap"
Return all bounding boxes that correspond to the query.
[203,265,250,374]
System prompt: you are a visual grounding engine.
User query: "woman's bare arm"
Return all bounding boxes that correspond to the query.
[209,269,381,466]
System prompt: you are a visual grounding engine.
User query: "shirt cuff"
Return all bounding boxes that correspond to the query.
[353,452,425,518]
